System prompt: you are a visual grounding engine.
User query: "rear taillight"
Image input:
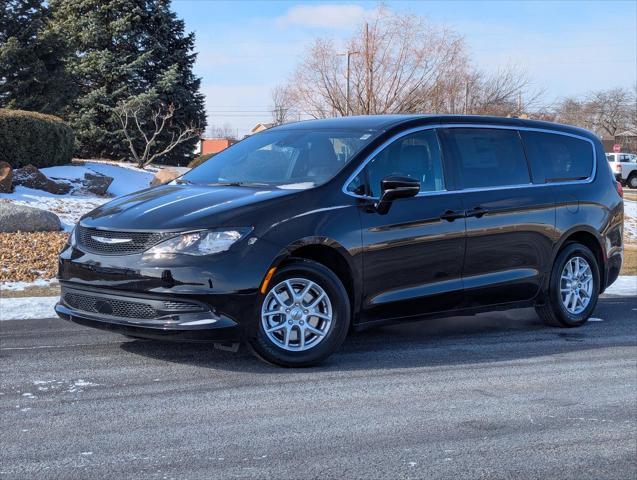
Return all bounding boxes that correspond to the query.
[616,181,623,198]
[614,163,622,173]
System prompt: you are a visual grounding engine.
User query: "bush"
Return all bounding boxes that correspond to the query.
[0,109,75,168]
[187,152,215,169]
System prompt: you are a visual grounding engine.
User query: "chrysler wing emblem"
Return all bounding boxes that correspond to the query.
[91,235,132,244]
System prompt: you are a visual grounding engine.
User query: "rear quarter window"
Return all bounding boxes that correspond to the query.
[521,131,594,182]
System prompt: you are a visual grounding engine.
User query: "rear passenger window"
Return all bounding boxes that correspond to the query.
[521,131,593,182]
[442,128,530,189]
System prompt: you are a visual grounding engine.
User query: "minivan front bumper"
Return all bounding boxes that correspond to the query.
[55,283,243,342]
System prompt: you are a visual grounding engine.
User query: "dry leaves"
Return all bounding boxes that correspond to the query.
[0,232,69,282]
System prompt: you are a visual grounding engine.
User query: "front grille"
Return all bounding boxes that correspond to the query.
[77,226,174,255]
[62,289,205,320]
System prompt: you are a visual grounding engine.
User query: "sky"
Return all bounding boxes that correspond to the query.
[171,0,637,137]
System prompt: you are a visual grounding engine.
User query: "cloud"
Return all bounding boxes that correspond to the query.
[276,3,367,29]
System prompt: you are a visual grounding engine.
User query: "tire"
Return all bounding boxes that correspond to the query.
[627,173,637,189]
[249,259,351,367]
[536,243,600,327]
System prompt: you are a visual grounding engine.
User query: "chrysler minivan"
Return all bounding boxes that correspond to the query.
[56,115,624,366]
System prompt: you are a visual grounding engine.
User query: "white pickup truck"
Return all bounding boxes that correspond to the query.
[606,152,637,189]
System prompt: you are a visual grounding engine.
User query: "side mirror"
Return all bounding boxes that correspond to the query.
[375,175,420,214]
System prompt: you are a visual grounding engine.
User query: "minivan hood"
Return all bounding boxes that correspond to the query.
[80,184,296,231]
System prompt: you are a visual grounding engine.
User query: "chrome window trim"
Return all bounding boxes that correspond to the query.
[342,123,597,200]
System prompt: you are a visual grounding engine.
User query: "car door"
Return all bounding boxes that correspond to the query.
[439,127,556,308]
[346,128,466,323]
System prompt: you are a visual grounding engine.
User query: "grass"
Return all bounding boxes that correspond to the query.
[622,243,637,275]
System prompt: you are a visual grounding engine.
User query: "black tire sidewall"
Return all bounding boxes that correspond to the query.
[249,259,350,367]
[549,243,600,326]
[628,174,637,189]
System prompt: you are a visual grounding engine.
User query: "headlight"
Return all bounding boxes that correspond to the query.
[67,225,77,247]
[145,228,252,257]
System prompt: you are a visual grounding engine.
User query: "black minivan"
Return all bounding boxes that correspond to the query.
[56,115,624,366]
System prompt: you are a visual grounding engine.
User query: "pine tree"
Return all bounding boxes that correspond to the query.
[141,0,206,165]
[0,0,72,114]
[44,0,206,164]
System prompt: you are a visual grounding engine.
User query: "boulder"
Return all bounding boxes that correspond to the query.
[13,164,72,195]
[83,172,113,196]
[0,161,12,193]
[0,201,62,232]
[150,167,183,186]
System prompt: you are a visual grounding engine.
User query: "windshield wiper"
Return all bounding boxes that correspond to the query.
[211,181,271,187]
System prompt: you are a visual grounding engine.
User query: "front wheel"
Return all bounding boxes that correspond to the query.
[249,259,350,367]
[536,243,600,327]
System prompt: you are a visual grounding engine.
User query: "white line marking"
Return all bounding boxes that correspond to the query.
[588,318,604,322]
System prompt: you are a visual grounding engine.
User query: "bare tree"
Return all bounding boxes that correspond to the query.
[270,86,295,125]
[285,8,468,117]
[463,65,542,116]
[282,8,538,119]
[552,97,593,129]
[115,100,202,168]
[587,87,635,137]
[552,87,636,138]
[207,123,237,140]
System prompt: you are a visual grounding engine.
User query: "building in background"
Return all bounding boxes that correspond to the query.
[197,138,238,156]
[249,122,275,135]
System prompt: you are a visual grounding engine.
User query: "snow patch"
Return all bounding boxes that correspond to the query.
[0,161,154,230]
[0,296,58,320]
[604,276,636,297]
[1,278,58,292]
[41,162,154,197]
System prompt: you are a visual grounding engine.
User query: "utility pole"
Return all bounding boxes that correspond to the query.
[338,50,359,116]
[464,81,469,115]
[365,22,371,114]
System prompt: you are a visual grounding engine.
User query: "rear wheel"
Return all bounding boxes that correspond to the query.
[536,243,600,327]
[627,173,637,189]
[249,259,350,367]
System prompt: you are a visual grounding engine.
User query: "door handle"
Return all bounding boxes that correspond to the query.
[439,210,465,222]
[466,206,488,218]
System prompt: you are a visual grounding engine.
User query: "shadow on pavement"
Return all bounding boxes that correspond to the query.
[119,298,636,374]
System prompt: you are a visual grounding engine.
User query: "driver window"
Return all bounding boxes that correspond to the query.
[349,129,444,197]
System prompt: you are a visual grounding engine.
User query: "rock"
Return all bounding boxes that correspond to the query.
[13,164,72,195]
[0,161,12,193]
[83,172,113,196]
[0,201,62,232]
[150,167,183,186]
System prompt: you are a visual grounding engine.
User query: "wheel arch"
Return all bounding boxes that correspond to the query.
[268,237,361,319]
[552,227,606,292]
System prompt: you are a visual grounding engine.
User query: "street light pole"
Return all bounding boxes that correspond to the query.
[338,50,359,116]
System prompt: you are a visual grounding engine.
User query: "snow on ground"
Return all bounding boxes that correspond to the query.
[42,162,154,197]
[1,186,109,231]
[1,277,635,320]
[0,296,59,320]
[624,200,637,242]
[0,278,58,291]
[0,161,154,231]
[603,275,637,297]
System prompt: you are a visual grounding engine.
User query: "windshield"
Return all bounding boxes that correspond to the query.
[183,128,378,189]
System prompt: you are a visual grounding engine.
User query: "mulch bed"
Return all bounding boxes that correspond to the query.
[0,232,69,282]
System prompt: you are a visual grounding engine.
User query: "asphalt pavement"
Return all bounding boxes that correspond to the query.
[1,296,636,479]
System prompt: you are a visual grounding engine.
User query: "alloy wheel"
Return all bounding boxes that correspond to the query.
[560,256,594,315]
[261,278,333,352]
